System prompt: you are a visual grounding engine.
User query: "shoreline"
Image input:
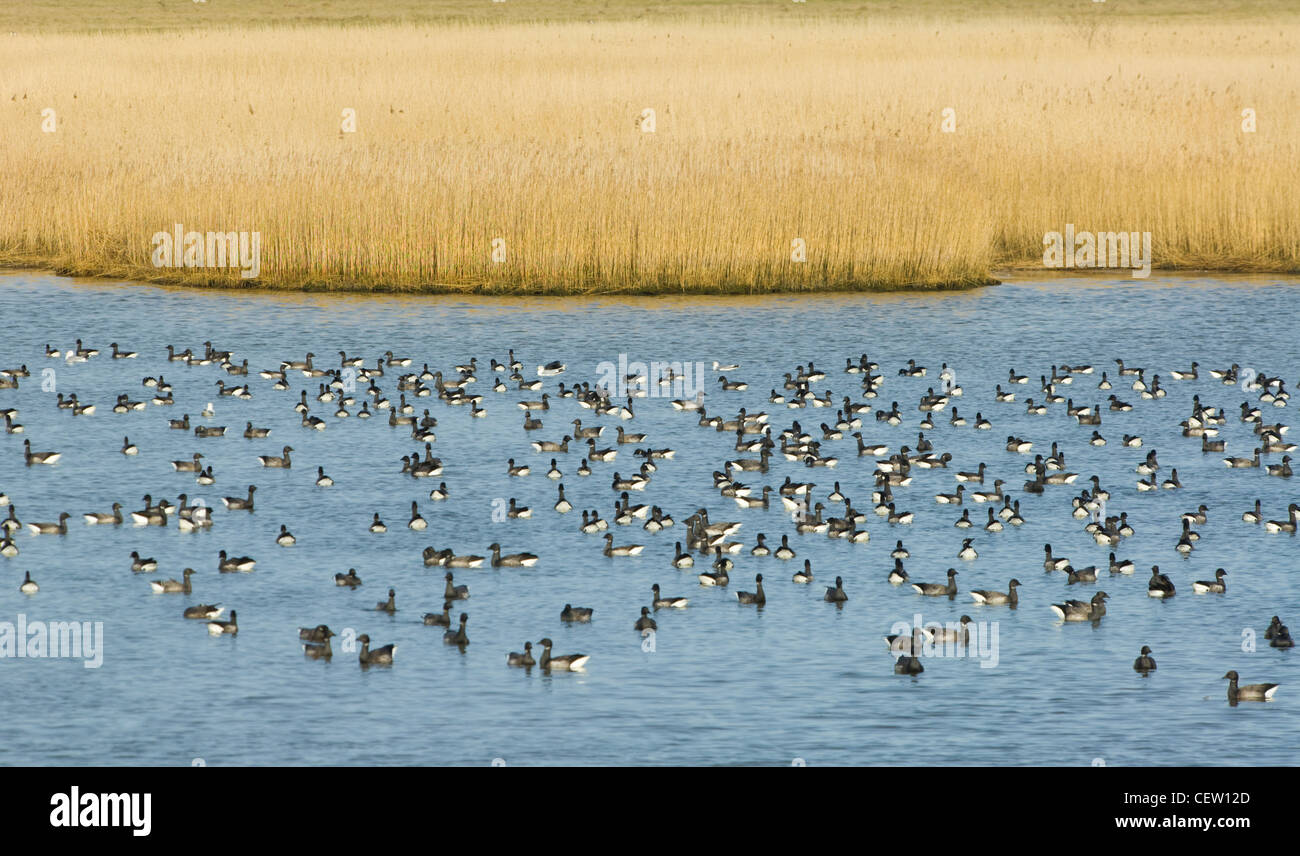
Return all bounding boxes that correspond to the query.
[7,261,1299,301]
[0,257,1000,295]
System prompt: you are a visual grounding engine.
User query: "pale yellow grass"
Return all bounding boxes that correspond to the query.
[0,17,1297,293]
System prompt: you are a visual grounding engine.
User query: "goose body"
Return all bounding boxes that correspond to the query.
[207,610,238,636]
[886,628,932,655]
[258,446,293,468]
[698,562,730,586]
[1066,565,1098,584]
[221,485,256,511]
[1264,504,1299,533]
[1108,554,1135,575]
[931,616,973,645]
[444,572,470,600]
[149,567,192,593]
[130,551,158,572]
[23,440,60,465]
[218,550,256,573]
[735,574,765,605]
[27,513,70,536]
[84,503,124,526]
[1225,449,1261,468]
[602,534,643,558]
[358,634,396,665]
[507,642,535,667]
[912,569,958,597]
[561,604,594,622]
[537,638,589,671]
[969,579,1019,605]
[302,628,336,659]
[893,655,924,675]
[652,583,689,609]
[1191,568,1227,593]
[1049,592,1108,622]
[372,588,397,613]
[824,576,848,602]
[423,603,452,626]
[1147,566,1176,598]
[490,543,539,567]
[1223,671,1279,703]
[1133,646,1157,673]
[634,607,658,632]
[443,614,470,645]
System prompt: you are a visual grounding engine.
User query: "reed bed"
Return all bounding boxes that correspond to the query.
[0,13,1297,293]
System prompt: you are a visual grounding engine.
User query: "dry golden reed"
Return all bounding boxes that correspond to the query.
[0,13,1297,293]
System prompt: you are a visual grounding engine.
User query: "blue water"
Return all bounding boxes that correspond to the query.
[0,271,1296,766]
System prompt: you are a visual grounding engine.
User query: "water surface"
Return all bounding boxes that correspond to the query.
[0,271,1295,766]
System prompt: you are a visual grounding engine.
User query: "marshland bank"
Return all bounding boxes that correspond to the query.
[1,2,1297,295]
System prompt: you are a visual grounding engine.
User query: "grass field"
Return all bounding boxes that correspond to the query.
[0,2,1297,293]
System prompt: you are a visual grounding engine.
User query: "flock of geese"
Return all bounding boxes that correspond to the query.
[2,341,1292,705]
